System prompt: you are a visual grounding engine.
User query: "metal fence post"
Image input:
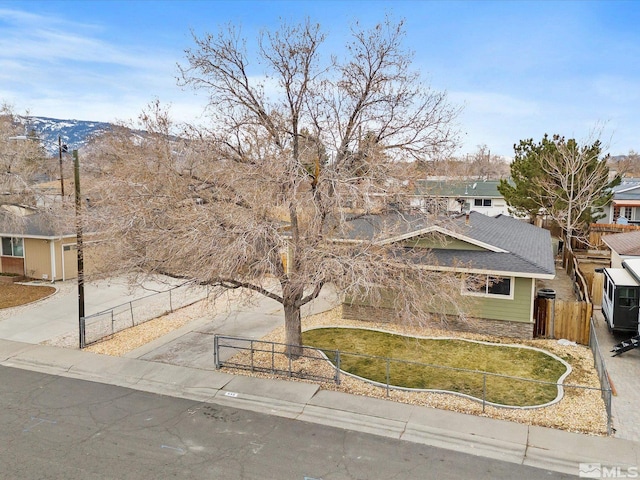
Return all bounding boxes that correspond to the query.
[169,288,173,312]
[386,357,391,397]
[250,340,254,372]
[130,302,134,326]
[271,342,275,373]
[607,388,613,436]
[482,374,487,412]
[213,335,219,369]
[335,350,341,385]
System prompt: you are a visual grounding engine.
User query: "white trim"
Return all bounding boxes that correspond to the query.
[0,233,76,241]
[49,240,56,281]
[529,279,536,322]
[419,263,555,279]
[615,184,640,194]
[461,274,515,300]
[377,225,508,253]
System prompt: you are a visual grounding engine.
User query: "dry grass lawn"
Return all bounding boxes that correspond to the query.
[0,284,56,309]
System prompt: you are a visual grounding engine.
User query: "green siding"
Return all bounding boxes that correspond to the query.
[403,236,486,251]
[471,277,533,323]
[344,276,534,324]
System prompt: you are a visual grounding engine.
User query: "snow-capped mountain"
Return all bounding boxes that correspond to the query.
[16,116,112,156]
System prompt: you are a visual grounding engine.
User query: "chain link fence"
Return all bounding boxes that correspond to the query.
[81,283,209,347]
[214,334,612,416]
[589,317,614,434]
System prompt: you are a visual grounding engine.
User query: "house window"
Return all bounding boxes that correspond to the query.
[606,278,614,302]
[474,199,492,207]
[465,275,513,298]
[618,287,639,308]
[614,206,635,222]
[1,237,24,257]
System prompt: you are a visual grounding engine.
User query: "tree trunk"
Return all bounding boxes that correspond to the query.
[284,302,303,358]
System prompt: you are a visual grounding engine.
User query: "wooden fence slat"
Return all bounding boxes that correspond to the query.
[547,299,591,345]
[535,299,591,345]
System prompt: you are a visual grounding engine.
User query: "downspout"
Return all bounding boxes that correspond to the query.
[49,240,56,282]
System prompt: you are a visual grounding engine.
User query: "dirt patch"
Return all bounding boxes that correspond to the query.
[0,284,56,309]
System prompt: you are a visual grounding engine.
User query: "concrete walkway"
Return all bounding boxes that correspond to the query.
[592,307,640,442]
[0,337,638,477]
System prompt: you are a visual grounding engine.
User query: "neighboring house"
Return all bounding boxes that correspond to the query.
[407,179,513,217]
[601,230,640,268]
[0,205,78,281]
[340,211,556,339]
[597,178,640,225]
[602,259,640,334]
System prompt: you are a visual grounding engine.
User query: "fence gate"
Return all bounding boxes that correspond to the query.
[534,297,591,345]
[534,297,552,338]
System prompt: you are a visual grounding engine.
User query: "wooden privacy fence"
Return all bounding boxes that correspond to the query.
[534,297,592,345]
[590,223,640,249]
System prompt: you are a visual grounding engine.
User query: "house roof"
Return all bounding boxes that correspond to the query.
[341,211,555,279]
[602,230,640,256]
[0,209,75,239]
[411,179,505,198]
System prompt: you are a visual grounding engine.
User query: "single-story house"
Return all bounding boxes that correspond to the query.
[340,211,556,339]
[407,179,513,217]
[601,230,640,268]
[596,178,640,225]
[0,205,78,281]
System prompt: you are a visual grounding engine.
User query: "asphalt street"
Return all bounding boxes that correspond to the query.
[0,365,577,480]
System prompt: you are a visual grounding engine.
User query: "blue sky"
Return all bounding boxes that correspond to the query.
[1,0,638,157]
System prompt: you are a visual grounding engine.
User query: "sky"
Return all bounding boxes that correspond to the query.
[0,0,639,158]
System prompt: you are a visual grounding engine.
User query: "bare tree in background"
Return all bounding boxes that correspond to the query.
[0,103,60,238]
[531,135,620,245]
[0,104,49,205]
[88,18,464,354]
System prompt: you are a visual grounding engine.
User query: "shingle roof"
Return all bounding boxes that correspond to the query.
[340,211,555,278]
[602,231,640,256]
[451,212,556,276]
[412,179,507,198]
[0,210,74,238]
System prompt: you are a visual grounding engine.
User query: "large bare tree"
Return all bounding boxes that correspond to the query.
[88,18,463,354]
[0,104,50,205]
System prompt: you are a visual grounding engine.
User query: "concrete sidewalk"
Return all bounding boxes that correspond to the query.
[0,337,637,477]
[2,278,639,476]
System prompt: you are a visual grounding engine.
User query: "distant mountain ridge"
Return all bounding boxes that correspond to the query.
[16,116,113,156]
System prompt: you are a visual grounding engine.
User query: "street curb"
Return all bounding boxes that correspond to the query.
[0,338,638,477]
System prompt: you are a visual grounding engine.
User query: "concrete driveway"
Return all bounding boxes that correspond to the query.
[0,277,192,344]
[0,276,340,371]
[125,284,340,370]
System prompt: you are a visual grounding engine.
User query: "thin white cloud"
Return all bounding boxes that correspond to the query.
[0,8,166,68]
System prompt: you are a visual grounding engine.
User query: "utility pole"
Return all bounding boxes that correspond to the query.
[73,150,85,348]
[58,136,66,198]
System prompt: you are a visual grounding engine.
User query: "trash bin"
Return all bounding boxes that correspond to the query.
[537,288,556,299]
